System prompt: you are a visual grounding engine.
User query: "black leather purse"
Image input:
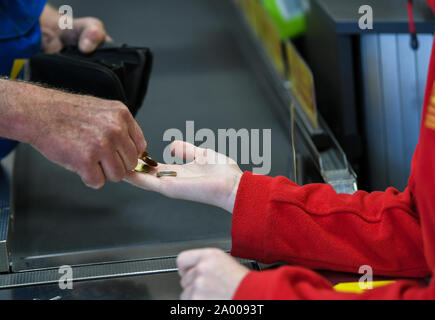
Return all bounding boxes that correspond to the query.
[29,44,153,117]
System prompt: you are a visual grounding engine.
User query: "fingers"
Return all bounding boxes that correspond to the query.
[123,170,161,192]
[128,119,147,156]
[180,267,198,289]
[180,285,195,301]
[177,249,211,300]
[78,18,107,53]
[80,163,106,189]
[180,284,195,300]
[117,135,139,171]
[85,102,144,187]
[100,151,127,183]
[176,249,210,276]
[104,103,146,175]
[170,140,227,165]
[177,248,242,300]
[170,141,200,162]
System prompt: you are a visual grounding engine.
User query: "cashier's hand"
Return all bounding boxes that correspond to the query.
[177,248,250,300]
[124,141,243,213]
[29,91,146,189]
[40,4,112,54]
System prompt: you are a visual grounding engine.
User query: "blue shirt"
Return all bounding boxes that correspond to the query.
[0,0,46,159]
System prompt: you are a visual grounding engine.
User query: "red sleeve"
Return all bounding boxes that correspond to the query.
[233,267,432,300]
[230,172,429,278]
[231,32,435,301]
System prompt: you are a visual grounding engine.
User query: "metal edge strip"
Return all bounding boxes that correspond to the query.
[0,256,255,290]
[0,165,11,273]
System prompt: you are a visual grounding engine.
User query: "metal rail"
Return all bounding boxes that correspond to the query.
[0,255,255,290]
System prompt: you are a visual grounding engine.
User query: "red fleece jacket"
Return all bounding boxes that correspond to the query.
[230,0,435,300]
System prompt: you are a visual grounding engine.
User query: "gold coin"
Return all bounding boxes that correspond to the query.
[134,163,151,173]
[139,151,149,158]
[144,156,158,167]
[157,171,177,178]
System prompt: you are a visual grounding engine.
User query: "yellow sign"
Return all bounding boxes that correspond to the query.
[334,281,395,294]
[237,0,285,77]
[10,59,27,80]
[286,41,318,129]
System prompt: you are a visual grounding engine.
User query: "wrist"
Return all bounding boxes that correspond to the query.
[222,170,243,214]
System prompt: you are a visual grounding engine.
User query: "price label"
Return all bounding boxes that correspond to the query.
[286,41,318,129]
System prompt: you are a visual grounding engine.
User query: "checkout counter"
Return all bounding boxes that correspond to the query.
[0,0,369,299]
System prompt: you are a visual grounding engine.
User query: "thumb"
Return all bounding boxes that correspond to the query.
[78,22,105,53]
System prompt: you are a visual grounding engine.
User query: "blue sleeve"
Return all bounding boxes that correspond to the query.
[0,0,47,159]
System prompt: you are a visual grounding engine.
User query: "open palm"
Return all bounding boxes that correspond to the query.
[124,141,243,213]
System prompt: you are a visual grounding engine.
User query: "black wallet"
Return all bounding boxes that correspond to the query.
[29,44,153,117]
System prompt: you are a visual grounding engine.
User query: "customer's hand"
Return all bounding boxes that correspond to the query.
[25,89,146,189]
[61,17,113,53]
[177,248,250,300]
[40,4,112,54]
[124,141,243,213]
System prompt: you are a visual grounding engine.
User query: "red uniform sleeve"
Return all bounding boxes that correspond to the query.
[232,267,433,300]
[231,172,429,278]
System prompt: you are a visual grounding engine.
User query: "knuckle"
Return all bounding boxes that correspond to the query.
[97,136,112,150]
[107,125,124,139]
[119,109,131,122]
[112,102,130,116]
[111,100,125,110]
